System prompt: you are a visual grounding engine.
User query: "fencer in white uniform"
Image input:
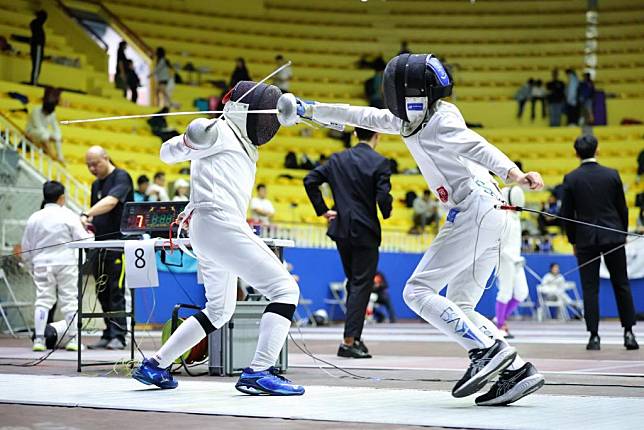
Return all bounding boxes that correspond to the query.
[495,185,529,336]
[290,54,545,405]
[132,81,304,395]
[21,181,93,351]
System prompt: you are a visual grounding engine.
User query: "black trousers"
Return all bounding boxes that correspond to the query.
[336,240,379,340]
[30,44,43,85]
[91,249,127,342]
[576,244,636,334]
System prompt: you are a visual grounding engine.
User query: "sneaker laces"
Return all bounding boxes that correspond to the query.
[268,367,291,383]
[467,348,491,374]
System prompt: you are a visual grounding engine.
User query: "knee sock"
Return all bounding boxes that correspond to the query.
[64,312,77,337]
[34,306,48,339]
[250,304,295,371]
[504,298,521,322]
[152,315,207,369]
[406,292,494,351]
[495,301,509,328]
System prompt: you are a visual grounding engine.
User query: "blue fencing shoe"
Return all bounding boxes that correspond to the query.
[235,367,305,396]
[132,358,178,389]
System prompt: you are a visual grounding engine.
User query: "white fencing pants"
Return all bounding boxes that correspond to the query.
[403,190,510,350]
[190,207,299,329]
[33,265,78,315]
[496,254,529,304]
[33,265,78,337]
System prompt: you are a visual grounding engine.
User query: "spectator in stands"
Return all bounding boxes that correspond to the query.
[115,41,128,97]
[125,60,140,103]
[273,54,292,93]
[409,190,438,235]
[134,175,149,202]
[537,193,562,235]
[151,47,174,107]
[250,183,275,226]
[304,127,392,359]
[638,149,644,183]
[146,171,169,202]
[25,87,64,164]
[560,135,638,351]
[147,107,179,142]
[82,146,134,350]
[546,68,566,126]
[635,186,644,233]
[172,178,189,202]
[230,57,251,88]
[578,72,595,126]
[284,151,298,169]
[565,69,580,126]
[398,40,410,55]
[364,64,385,108]
[21,181,93,352]
[29,10,47,85]
[515,78,533,120]
[373,271,396,323]
[530,79,546,121]
[0,36,16,54]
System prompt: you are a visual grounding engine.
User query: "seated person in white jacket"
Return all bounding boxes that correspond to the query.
[25,99,64,163]
[287,54,545,406]
[132,81,304,396]
[21,181,93,351]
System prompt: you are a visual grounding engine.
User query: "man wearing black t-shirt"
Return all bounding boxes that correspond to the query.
[82,146,133,350]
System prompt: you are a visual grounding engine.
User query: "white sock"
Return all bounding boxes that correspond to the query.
[64,312,77,337]
[34,306,48,339]
[407,293,494,351]
[152,316,207,368]
[508,355,526,370]
[250,312,290,371]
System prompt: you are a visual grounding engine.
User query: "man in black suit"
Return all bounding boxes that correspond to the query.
[560,135,638,351]
[304,128,392,358]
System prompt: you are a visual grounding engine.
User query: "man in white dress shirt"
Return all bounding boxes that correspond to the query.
[21,181,93,351]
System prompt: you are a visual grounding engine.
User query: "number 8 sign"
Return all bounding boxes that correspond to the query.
[124,239,159,288]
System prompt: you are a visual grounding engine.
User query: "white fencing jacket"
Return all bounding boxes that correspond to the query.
[311,101,517,207]
[160,117,258,220]
[21,203,92,267]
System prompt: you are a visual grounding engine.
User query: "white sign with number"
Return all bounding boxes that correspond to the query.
[124,239,159,288]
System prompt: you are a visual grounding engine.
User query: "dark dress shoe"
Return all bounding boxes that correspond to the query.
[87,338,110,350]
[625,331,639,350]
[586,335,600,350]
[354,339,369,354]
[337,343,372,359]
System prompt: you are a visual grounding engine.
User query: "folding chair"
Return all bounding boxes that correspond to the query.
[536,282,570,321]
[294,295,316,327]
[0,268,33,336]
[324,280,347,321]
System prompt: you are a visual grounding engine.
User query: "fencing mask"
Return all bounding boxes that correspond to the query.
[383,53,453,123]
[223,81,282,146]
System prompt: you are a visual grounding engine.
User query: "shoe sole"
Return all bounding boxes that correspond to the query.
[476,374,545,406]
[452,346,517,398]
[235,382,304,396]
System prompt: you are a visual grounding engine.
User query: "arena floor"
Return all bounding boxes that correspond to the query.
[1,320,643,430]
